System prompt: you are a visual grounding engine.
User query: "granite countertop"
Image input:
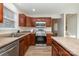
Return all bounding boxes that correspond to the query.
[0,32,30,48]
[0,31,52,49]
[51,37,79,56]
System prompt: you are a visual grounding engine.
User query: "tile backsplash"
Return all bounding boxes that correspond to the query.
[19,27,52,32]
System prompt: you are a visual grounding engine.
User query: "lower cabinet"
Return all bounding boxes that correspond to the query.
[46,34,52,46]
[19,34,30,56]
[19,33,35,56]
[30,33,35,45]
[52,43,59,56]
[19,37,25,56]
[58,46,72,56]
[52,39,73,56]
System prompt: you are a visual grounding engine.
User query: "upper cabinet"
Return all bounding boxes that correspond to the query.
[26,16,32,27]
[0,3,3,23]
[31,17,52,27]
[19,15,52,27]
[19,14,26,27]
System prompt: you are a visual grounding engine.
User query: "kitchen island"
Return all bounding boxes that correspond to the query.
[0,31,52,56]
[0,32,30,56]
[52,37,79,56]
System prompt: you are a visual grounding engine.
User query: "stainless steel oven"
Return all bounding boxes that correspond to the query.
[35,36,46,44]
[35,21,46,44]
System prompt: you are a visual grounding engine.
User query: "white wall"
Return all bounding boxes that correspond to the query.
[57,14,65,37]
[19,27,52,32]
[30,14,61,19]
[66,14,77,38]
[77,14,79,39]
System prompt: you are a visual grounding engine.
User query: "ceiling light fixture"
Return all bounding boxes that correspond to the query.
[32,9,36,12]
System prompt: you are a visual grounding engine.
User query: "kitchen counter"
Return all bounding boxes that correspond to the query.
[0,32,30,49]
[51,37,79,56]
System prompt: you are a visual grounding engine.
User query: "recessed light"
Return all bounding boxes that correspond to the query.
[32,9,36,12]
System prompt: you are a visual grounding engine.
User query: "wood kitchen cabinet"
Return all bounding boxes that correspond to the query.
[19,14,26,27]
[0,3,3,23]
[26,34,31,46]
[19,37,25,56]
[24,36,29,52]
[58,44,72,56]
[52,39,73,56]
[19,34,30,56]
[30,33,35,45]
[26,16,32,27]
[31,17,52,27]
[46,33,52,46]
[52,43,59,56]
[45,18,52,27]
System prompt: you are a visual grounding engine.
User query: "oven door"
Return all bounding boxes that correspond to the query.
[35,36,46,44]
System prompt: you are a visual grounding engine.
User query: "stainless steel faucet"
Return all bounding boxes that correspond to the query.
[11,33,15,37]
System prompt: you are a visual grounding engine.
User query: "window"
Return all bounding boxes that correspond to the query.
[0,6,15,28]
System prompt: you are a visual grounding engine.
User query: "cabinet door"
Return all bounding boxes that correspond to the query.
[0,3,3,23]
[24,36,28,53]
[26,17,32,27]
[30,33,35,45]
[19,14,26,27]
[27,34,31,46]
[62,50,72,56]
[31,17,52,27]
[52,39,72,56]
[46,34,52,45]
[59,46,72,56]
[52,44,59,56]
[19,39,25,56]
[31,18,36,27]
[45,18,52,27]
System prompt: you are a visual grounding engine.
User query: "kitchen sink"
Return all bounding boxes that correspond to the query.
[2,33,24,37]
[7,34,23,37]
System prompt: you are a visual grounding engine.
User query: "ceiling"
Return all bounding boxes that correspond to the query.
[14,3,79,16]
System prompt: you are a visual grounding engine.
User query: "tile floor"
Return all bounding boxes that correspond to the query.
[24,45,52,56]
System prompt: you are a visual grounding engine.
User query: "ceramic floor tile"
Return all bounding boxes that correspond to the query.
[24,46,52,56]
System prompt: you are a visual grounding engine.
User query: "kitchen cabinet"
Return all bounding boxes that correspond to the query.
[25,34,30,48]
[46,34,52,46]
[19,34,30,56]
[19,37,25,56]
[27,34,31,46]
[52,39,73,56]
[30,33,35,45]
[31,17,52,27]
[26,16,32,27]
[45,18,52,27]
[0,3,3,23]
[19,14,26,27]
[52,43,59,56]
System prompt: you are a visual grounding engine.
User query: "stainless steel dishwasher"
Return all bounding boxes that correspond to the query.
[0,40,19,56]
